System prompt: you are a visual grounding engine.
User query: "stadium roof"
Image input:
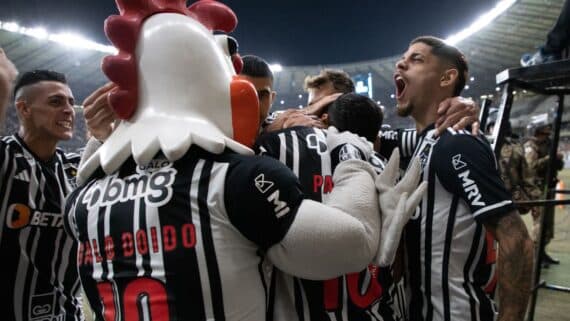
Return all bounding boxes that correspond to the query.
[0,0,564,104]
[0,0,566,135]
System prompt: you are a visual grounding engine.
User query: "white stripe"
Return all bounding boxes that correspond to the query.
[58,237,74,284]
[472,200,513,217]
[50,230,64,284]
[134,193,144,277]
[191,160,214,319]
[430,175,455,320]
[88,180,103,280]
[291,131,300,177]
[278,133,287,165]
[146,203,165,281]
[104,201,114,280]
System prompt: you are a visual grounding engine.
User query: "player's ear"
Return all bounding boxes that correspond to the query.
[440,68,458,89]
[321,113,329,126]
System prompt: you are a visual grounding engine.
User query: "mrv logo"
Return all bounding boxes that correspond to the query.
[83,166,177,210]
[457,170,485,207]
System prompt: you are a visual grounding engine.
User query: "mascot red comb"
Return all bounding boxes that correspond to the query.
[65,1,402,321]
[77,0,259,183]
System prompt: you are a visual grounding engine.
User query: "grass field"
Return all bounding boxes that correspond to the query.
[524,169,570,321]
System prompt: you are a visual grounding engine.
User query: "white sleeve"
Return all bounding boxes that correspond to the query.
[78,137,102,170]
[266,160,380,280]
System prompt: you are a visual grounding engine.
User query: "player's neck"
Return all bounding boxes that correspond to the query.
[18,128,58,162]
[412,101,439,133]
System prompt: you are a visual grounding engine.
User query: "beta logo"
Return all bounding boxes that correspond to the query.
[6,204,64,229]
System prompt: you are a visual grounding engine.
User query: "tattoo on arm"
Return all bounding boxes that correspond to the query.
[484,211,534,321]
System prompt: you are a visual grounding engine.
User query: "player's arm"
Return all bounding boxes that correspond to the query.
[268,159,380,279]
[225,154,380,280]
[482,211,533,321]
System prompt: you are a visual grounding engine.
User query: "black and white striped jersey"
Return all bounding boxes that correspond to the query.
[64,147,304,321]
[378,128,417,169]
[0,134,83,321]
[405,126,515,321]
[255,126,406,321]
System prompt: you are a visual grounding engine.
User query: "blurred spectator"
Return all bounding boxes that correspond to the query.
[521,0,569,66]
[485,110,541,214]
[0,48,18,126]
[524,121,564,267]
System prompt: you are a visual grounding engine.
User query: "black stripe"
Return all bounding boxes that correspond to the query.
[266,267,277,321]
[293,278,305,321]
[198,160,226,320]
[463,224,482,321]
[138,201,152,275]
[285,131,294,169]
[424,162,436,321]
[98,205,110,280]
[442,196,459,321]
[160,157,205,320]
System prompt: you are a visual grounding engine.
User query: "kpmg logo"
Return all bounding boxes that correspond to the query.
[83,164,177,210]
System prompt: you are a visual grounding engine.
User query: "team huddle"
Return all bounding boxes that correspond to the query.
[0,1,534,321]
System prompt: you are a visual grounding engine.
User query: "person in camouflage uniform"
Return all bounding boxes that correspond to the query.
[487,116,541,215]
[524,123,564,266]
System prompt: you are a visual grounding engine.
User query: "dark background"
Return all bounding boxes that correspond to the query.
[0,0,497,65]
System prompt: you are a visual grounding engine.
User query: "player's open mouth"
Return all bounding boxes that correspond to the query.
[57,121,72,130]
[394,74,407,99]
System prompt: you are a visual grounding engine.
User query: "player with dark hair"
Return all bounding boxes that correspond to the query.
[241,55,277,126]
[395,36,533,321]
[0,69,82,320]
[327,93,384,145]
[255,93,422,321]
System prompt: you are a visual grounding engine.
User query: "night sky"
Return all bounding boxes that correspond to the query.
[0,0,497,65]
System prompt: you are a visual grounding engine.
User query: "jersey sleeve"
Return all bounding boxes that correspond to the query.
[379,128,417,168]
[224,155,305,250]
[432,134,516,222]
[253,131,281,158]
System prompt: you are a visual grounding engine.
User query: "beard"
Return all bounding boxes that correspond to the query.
[396,102,413,117]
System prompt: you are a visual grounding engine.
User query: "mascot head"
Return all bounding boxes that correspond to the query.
[78,0,260,184]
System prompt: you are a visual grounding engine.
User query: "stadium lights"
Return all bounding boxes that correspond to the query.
[445,0,517,45]
[270,64,283,73]
[0,20,117,54]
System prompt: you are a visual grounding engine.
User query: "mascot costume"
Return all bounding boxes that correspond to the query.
[64,1,424,320]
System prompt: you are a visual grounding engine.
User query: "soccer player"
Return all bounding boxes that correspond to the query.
[0,70,82,320]
[394,36,533,321]
[64,2,424,319]
[255,93,421,321]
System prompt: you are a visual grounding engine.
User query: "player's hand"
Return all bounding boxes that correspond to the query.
[0,48,18,123]
[264,109,325,132]
[435,97,480,136]
[375,149,427,266]
[83,83,118,142]
[326,126,373,162]
[304,92,343,116]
